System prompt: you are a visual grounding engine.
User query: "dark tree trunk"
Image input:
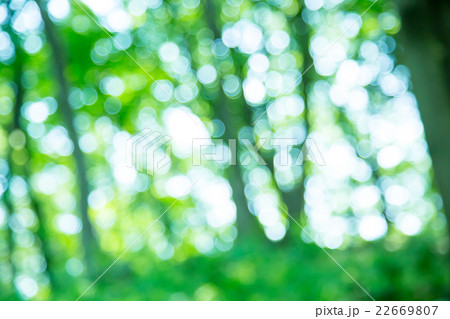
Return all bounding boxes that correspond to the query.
[5,10,57,292]
[202,0,267,242]
[397,0,450,234]
[36,0,97,276]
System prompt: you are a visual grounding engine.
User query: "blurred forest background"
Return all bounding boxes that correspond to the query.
[1,0,450,300]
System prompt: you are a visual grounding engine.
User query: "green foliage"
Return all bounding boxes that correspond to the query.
[0,0,448,301]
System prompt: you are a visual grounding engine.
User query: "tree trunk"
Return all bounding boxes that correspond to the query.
[36,0,97,276]
[397,0,450,233]
[5,13,57,292]
[202,0,267,242]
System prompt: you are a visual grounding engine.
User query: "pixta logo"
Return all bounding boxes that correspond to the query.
[127,128,326,176]
[192,138,326,167]
[126,129,172,175]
